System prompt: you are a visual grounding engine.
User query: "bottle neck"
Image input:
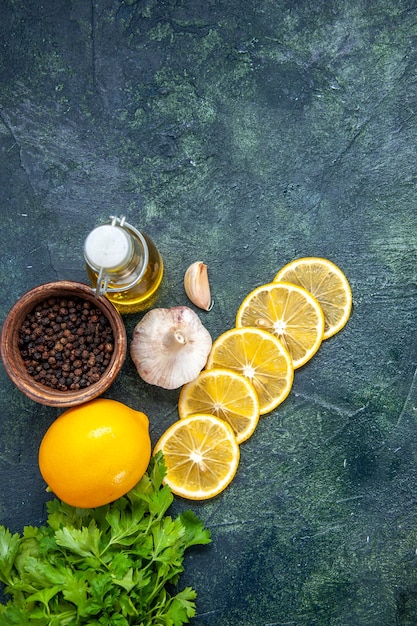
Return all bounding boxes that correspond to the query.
[84,217,149,296]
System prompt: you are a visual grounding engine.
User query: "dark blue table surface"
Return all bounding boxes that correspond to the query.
[1,2,417,624]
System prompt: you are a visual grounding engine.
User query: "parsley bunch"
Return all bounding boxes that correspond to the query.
[0,453,211,625]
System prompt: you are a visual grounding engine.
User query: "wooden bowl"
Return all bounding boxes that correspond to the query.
[0,281,127,407]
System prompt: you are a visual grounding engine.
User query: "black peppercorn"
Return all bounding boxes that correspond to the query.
[18,296,114,391]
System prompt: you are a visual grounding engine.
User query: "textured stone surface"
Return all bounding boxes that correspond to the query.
[1,1,417,623]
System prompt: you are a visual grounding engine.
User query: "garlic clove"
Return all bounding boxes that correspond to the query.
[184,261,212,311]
[130,305,212,390]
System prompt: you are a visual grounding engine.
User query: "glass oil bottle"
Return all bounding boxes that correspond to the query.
[84,215,163,314]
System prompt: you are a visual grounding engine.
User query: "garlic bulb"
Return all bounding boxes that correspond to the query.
[184,261,212,311]
[130,306,212,390]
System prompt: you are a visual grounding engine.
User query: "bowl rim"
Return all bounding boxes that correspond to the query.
[0,280,127,407]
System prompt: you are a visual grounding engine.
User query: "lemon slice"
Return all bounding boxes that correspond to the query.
[235,282,324,369]
[206,327,293,415]
[274,257,352,339]
[178,368,260,444]
[154,414,240,500]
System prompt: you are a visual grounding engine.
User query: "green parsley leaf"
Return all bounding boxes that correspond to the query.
[179,511,212,549]
[0,527,20,585]
[55,524,102,559]
[0,453,211,625]
[167,587,198,624]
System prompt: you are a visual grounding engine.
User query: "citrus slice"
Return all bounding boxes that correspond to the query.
[205,327,293,415]
[154,414,240,500]
[235,282,324,369]
[178,368,260,444]
[273,257,352,339]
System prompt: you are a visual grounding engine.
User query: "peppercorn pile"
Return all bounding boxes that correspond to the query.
[18,297,114,391]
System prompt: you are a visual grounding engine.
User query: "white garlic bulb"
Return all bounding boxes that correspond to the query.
[130,306,212,390]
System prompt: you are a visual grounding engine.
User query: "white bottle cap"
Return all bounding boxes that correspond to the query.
[84,224,133,270]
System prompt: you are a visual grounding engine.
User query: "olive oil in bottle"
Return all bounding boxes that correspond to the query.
[84,216,163,314]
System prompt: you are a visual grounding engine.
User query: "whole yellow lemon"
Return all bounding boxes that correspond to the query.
[38,398,151,508]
